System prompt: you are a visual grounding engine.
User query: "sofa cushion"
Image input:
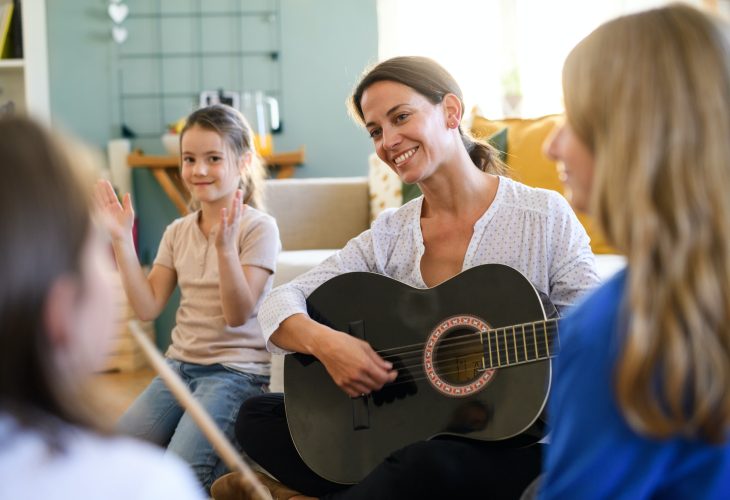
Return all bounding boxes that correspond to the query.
[265,177,370,251]
[469,113,614,254]
[274,249,337,287]
[368,153,402,222]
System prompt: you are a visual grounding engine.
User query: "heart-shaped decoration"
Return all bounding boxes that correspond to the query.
[112,25,128,44]
[108,3,128,24]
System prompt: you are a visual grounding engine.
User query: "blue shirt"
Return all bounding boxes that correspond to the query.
[540,270,730,499]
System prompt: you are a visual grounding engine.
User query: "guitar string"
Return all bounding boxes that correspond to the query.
[363,348,558,391]
[341,330,559,390]
[289,332,558,392]
[370,329,559,379]
[370,322,560,363]
[378,337,557,383]
[370,318,559,357]
[376,330,559,369]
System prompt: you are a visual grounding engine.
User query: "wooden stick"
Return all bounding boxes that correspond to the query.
[128,320,270,500]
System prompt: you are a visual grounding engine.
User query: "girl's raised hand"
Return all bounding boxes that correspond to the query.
[215,189,245,252]
[94,179,135,242]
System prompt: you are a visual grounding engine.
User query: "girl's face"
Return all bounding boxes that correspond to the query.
[544,119,595,212]
[180,125,242,205]
[361,80,450,184]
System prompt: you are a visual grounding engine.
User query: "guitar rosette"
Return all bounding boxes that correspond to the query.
[424,315,496,397]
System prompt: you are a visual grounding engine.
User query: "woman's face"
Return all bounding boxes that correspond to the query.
[360,80,449,184]
[544,119,595,212]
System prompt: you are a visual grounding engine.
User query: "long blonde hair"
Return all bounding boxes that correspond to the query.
[181,104,267,210]
[563,3,730,442]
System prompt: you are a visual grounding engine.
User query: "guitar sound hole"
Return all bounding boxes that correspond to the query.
[433,328,483,385]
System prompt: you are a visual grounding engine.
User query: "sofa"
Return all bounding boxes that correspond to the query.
[264,177,371,288]
[262,174,626,392]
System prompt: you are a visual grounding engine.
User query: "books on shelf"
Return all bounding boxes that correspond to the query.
[0,1,14,59]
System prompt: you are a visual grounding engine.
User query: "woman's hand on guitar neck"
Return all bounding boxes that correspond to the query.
[312,329,398,398]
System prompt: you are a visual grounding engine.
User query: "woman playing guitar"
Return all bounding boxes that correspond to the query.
[215,56,600,499]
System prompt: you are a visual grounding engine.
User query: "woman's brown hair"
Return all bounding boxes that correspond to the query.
[350,56,506,175]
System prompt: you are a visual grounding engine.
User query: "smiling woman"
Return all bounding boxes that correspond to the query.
[214,56,601,500]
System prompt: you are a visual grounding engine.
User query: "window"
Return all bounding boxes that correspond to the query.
[377,0,704,118]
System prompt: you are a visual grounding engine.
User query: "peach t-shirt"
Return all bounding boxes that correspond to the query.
[154,207,280,371]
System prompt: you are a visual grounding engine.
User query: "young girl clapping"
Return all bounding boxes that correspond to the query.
[95,104,280,492]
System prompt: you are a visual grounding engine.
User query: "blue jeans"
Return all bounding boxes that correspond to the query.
[117,359,269,491]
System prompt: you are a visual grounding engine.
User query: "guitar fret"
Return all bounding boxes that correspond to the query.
[495,330,501,367]
[522,324,528,361]
[487,330,496,368]
[533,323,538,360]
[535,323,547,359]
[479,330,487,371]
[543,320,549,356]
[502,329,510,366]
[513,326,524,364]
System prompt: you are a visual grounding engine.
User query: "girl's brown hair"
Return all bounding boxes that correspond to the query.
[0,117,101,446]
[181,103,267,209]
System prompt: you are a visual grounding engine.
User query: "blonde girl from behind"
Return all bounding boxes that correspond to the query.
[95,104,280,493]
[541,4,730,497]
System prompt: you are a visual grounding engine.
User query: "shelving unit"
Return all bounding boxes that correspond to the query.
[0,0,50,122]
[114,0,282,152]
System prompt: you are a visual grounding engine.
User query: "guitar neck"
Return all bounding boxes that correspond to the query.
[479,318,559,370]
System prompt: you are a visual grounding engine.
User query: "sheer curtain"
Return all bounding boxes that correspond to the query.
[377,0,703,118]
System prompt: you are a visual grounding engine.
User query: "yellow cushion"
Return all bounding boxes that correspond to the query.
[470,113,614,255]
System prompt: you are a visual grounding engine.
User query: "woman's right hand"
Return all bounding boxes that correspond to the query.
[94,179,135,242]
[313,329,398,398]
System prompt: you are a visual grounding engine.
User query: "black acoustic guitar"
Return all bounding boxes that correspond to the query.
[284,263,560,484]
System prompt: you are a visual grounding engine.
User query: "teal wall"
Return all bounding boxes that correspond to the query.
[46,1,117,148]
[276,0,377,178]
[47,0,377,177]
[46,0,378,348]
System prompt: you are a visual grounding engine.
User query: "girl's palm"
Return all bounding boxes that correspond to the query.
[94,179,135,240]
[216,189,245,251]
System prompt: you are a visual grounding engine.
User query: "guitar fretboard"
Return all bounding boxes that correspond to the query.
[478,319,559,370]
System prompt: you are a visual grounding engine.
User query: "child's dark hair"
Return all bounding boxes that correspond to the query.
[181,104,266,209]
[0,117,101,446]
[350,56,506,175]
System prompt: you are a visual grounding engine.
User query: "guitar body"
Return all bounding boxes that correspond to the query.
[284,264,551,484]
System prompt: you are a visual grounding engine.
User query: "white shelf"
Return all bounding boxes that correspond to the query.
[0,1,49,122]
[0,59,24,69]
